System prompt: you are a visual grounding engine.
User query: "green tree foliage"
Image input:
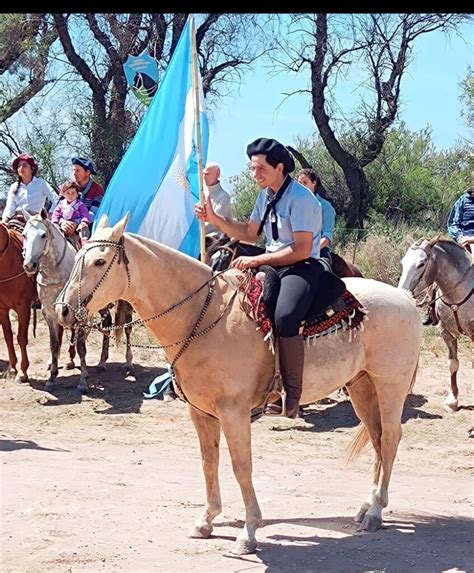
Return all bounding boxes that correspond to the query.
[232,124,471,234]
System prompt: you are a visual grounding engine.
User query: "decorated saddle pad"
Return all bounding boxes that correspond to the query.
[239,271,367,342]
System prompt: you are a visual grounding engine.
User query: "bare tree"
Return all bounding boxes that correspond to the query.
[50,13,272,185]
[284,13,470,228]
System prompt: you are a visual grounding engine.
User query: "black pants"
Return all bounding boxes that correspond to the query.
[275,259,323,337]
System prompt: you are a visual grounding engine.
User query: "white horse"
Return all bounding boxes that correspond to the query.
[22,212,134,392]
[56,214,422,555]
[399,237,473,410]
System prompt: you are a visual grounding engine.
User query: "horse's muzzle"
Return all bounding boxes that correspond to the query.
[23,261,38,275]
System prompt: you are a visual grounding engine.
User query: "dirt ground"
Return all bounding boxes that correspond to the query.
[1,316,473,573]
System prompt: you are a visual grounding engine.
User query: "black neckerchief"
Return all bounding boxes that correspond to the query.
[257,175,292,240]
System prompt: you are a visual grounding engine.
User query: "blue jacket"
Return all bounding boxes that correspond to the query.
[447,192,474,241]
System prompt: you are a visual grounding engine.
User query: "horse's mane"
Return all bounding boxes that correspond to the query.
[125,231,211,272]
[9,228,23,252]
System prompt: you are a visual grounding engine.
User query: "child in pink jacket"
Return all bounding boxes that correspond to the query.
[52,180,90,242]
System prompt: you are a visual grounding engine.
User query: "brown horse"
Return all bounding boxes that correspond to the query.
[56,214,422,556]
[0,223,37,382]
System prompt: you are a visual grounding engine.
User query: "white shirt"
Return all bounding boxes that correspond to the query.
[205,181,233,235]
[2,176,59,221]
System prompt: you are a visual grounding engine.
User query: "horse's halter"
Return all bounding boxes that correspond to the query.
[23,219,69,278]
[55,237,131,324]
[410,240,472,305]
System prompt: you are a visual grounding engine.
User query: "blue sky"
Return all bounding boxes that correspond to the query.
[206,23,473,193]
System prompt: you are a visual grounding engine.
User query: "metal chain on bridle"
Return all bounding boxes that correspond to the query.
[54,237,237,405]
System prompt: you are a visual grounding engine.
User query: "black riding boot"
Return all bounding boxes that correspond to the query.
[265,334,305,419]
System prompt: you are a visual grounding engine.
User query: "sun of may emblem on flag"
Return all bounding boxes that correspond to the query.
[123,50,159,106]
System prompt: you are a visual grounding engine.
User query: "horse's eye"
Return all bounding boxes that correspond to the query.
[41,233,46,239]
[95,259,106,267]
[416,261,425,269]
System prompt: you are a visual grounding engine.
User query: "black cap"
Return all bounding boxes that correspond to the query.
[246,137,295,173]
[71,156,96,175]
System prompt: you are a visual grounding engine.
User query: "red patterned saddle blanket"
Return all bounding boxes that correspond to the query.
[240,273,367,341]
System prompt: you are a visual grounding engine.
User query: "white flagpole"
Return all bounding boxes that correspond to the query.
[190,14,207,264]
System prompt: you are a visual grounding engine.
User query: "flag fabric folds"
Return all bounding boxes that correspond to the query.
[94,17,209,259]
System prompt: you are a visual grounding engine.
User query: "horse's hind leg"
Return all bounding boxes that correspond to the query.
[346,374,382,528]
[15,304,31,383]
[219,407,262,555]
[123,319,134,376]
[97,309,111,370]
[351,372,407,532]
[441,328,459,410]
[189,408,222,540]
[0,310,17,378]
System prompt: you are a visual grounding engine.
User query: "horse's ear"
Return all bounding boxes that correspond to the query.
[110,212,129,241]
[96,213,110,230]
[40,208,48,220]
[20,208,31,221]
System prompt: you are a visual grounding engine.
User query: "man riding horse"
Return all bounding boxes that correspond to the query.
[196,137,325,418]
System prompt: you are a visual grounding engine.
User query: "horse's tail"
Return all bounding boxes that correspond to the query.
[114,300,128,348]
[345,423,370,464]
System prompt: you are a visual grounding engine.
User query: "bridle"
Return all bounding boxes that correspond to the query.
[24,219,70,286]
[410,241,473,333]
[54,236,237,414]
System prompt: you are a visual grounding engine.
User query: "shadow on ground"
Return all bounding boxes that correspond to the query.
[215,513,473,573]
[27,361,167,413]
[272,393,442,434]
[0,439,70,452]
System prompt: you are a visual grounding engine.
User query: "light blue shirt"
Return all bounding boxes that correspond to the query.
[316,193,336,242]
[2,176,58,221]
[250,178,322,259]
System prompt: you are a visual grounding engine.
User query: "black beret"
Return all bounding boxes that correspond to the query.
[72,156,96,175]
[246,137,295,173]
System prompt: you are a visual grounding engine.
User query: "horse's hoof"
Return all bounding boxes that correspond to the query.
[232,538,257,555]
[444,395,459,411]
[14,374,28,384]
[354,504,369,523]
[358,514,382,532]
[123,364,135,376]
[65,361,75,370]
[190,523,213,539]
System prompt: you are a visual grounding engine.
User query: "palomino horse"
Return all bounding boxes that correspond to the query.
[22,212,134,393]
[56,214,422,555]
[399,237,473,410]
[0,222,37,382]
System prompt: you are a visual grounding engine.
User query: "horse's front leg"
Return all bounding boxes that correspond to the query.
[0,310,17,378]
[45,316,61,392]
[15,304,31,383]
[220,406,262,555]
[76,332,89,394]
[189,407,222,539]
[441,328,459,410]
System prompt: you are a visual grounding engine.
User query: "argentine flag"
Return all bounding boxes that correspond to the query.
[94,17,209,258]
